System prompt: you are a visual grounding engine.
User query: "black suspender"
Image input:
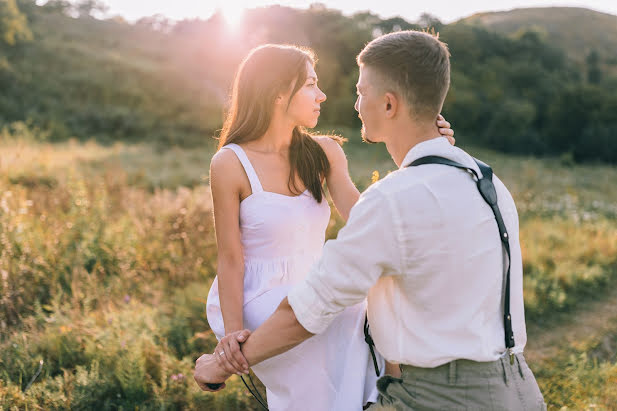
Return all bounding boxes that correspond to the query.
[363,155,516,375]
[408,156,515,355]
[364,315,381,376]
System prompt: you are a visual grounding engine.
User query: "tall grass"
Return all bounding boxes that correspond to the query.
[1,129,617,408]
[0,131,261,409]
[534,319,617,409]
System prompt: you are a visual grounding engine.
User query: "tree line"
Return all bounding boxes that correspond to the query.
[2,1,616,162]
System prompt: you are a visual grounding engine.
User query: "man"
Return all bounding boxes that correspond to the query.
[195,30,545,409]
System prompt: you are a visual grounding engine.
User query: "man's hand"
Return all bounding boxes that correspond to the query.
[194,353,232,392]
[437,114,455,146]
[214,329,251,375]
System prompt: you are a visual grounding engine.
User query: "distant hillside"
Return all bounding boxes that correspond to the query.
[2,3,616,161]
[462,7,617,64]
[0,6,223,145]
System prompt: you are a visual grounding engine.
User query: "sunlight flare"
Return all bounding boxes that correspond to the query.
[220,4,246,28]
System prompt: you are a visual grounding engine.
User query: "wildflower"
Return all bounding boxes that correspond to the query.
[123,295,130,304]
[371,170,380,184]
[171,374,178,381]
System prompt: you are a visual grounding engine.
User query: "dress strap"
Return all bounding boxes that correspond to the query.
[222,143,264,193]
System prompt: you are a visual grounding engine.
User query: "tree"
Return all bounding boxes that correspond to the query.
[74,0,108,18]
[417,13,442,31]
[41,0,72,14]
[0,0,32,46]
[586,50,602,84]
[136,14,171,33]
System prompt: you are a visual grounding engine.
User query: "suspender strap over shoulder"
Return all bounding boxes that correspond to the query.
[362,155,516,376]
[407,156,515,351]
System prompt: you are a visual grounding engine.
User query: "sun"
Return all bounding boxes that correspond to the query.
[220,4,246,28]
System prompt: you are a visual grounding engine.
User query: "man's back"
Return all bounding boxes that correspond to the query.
[289,137,527,369]
[366,137,526,367]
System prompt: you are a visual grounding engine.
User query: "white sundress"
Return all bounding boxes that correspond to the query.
[206,143,384,411]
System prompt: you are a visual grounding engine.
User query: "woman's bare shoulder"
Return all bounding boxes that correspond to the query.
[209,148,245,188]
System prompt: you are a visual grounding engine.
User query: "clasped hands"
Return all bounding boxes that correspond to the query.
[194,329,252,392]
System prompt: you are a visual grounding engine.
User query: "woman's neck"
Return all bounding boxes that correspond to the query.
[248,116,296,154]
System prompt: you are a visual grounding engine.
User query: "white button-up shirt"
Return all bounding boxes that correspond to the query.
[288,137,527,368]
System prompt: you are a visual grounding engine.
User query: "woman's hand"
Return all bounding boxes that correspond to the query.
[214,329,251,375]
[437,114,455,146]
[194,353,230,392]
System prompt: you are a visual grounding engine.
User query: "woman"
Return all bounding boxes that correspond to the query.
[205,44,454,410]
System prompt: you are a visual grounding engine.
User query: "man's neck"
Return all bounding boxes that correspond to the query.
[385,119,442,168]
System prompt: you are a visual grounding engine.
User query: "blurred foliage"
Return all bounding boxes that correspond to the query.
[0,133,262,409]
[463,7,617,66]
[2,3,616,407]
[440,24,617,162]
[0,0,32,46]
[1,131,617,408]
[535,321,617,409]
[1,2,616,161]
[1,0,221,146]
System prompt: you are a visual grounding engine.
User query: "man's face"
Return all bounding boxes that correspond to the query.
[355,66,384,144]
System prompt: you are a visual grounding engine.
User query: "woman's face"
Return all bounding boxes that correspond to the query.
[285,61,327,128]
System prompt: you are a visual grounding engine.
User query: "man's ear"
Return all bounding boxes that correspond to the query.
[384,92,398,118]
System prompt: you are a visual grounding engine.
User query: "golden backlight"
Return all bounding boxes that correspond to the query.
[220,4,245,28]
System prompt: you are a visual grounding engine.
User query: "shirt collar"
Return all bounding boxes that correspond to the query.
[400,137,452,169]
[399,136,483,176]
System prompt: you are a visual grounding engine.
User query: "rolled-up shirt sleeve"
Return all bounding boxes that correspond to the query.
[287,185,402,334]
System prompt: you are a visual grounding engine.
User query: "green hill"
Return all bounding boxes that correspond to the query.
[0,4,223,145]
[2,3,617,161]
[461,7,617,64]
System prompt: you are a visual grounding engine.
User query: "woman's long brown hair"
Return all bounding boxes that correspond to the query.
[218,44,330,203]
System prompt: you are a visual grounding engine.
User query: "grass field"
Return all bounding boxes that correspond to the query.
[1,125,617,409]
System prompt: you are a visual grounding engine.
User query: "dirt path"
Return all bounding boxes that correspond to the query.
[525,285,617,364]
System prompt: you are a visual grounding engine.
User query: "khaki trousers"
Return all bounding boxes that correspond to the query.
[367,353,546,410]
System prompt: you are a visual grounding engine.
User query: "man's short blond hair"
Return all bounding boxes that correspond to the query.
[357,30,451,121]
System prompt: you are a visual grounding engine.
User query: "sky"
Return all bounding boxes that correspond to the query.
[96,0,617,24]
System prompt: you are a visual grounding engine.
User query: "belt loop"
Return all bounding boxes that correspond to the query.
[500,356,509,386]
[515,354,525,379]
[448,361,456,385]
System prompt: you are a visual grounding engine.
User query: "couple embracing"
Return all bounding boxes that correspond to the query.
[194,30,545,410]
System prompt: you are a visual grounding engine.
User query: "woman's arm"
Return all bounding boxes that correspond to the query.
[314,136,360,222]
[314,116,453,221]
[210,150,246,335]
